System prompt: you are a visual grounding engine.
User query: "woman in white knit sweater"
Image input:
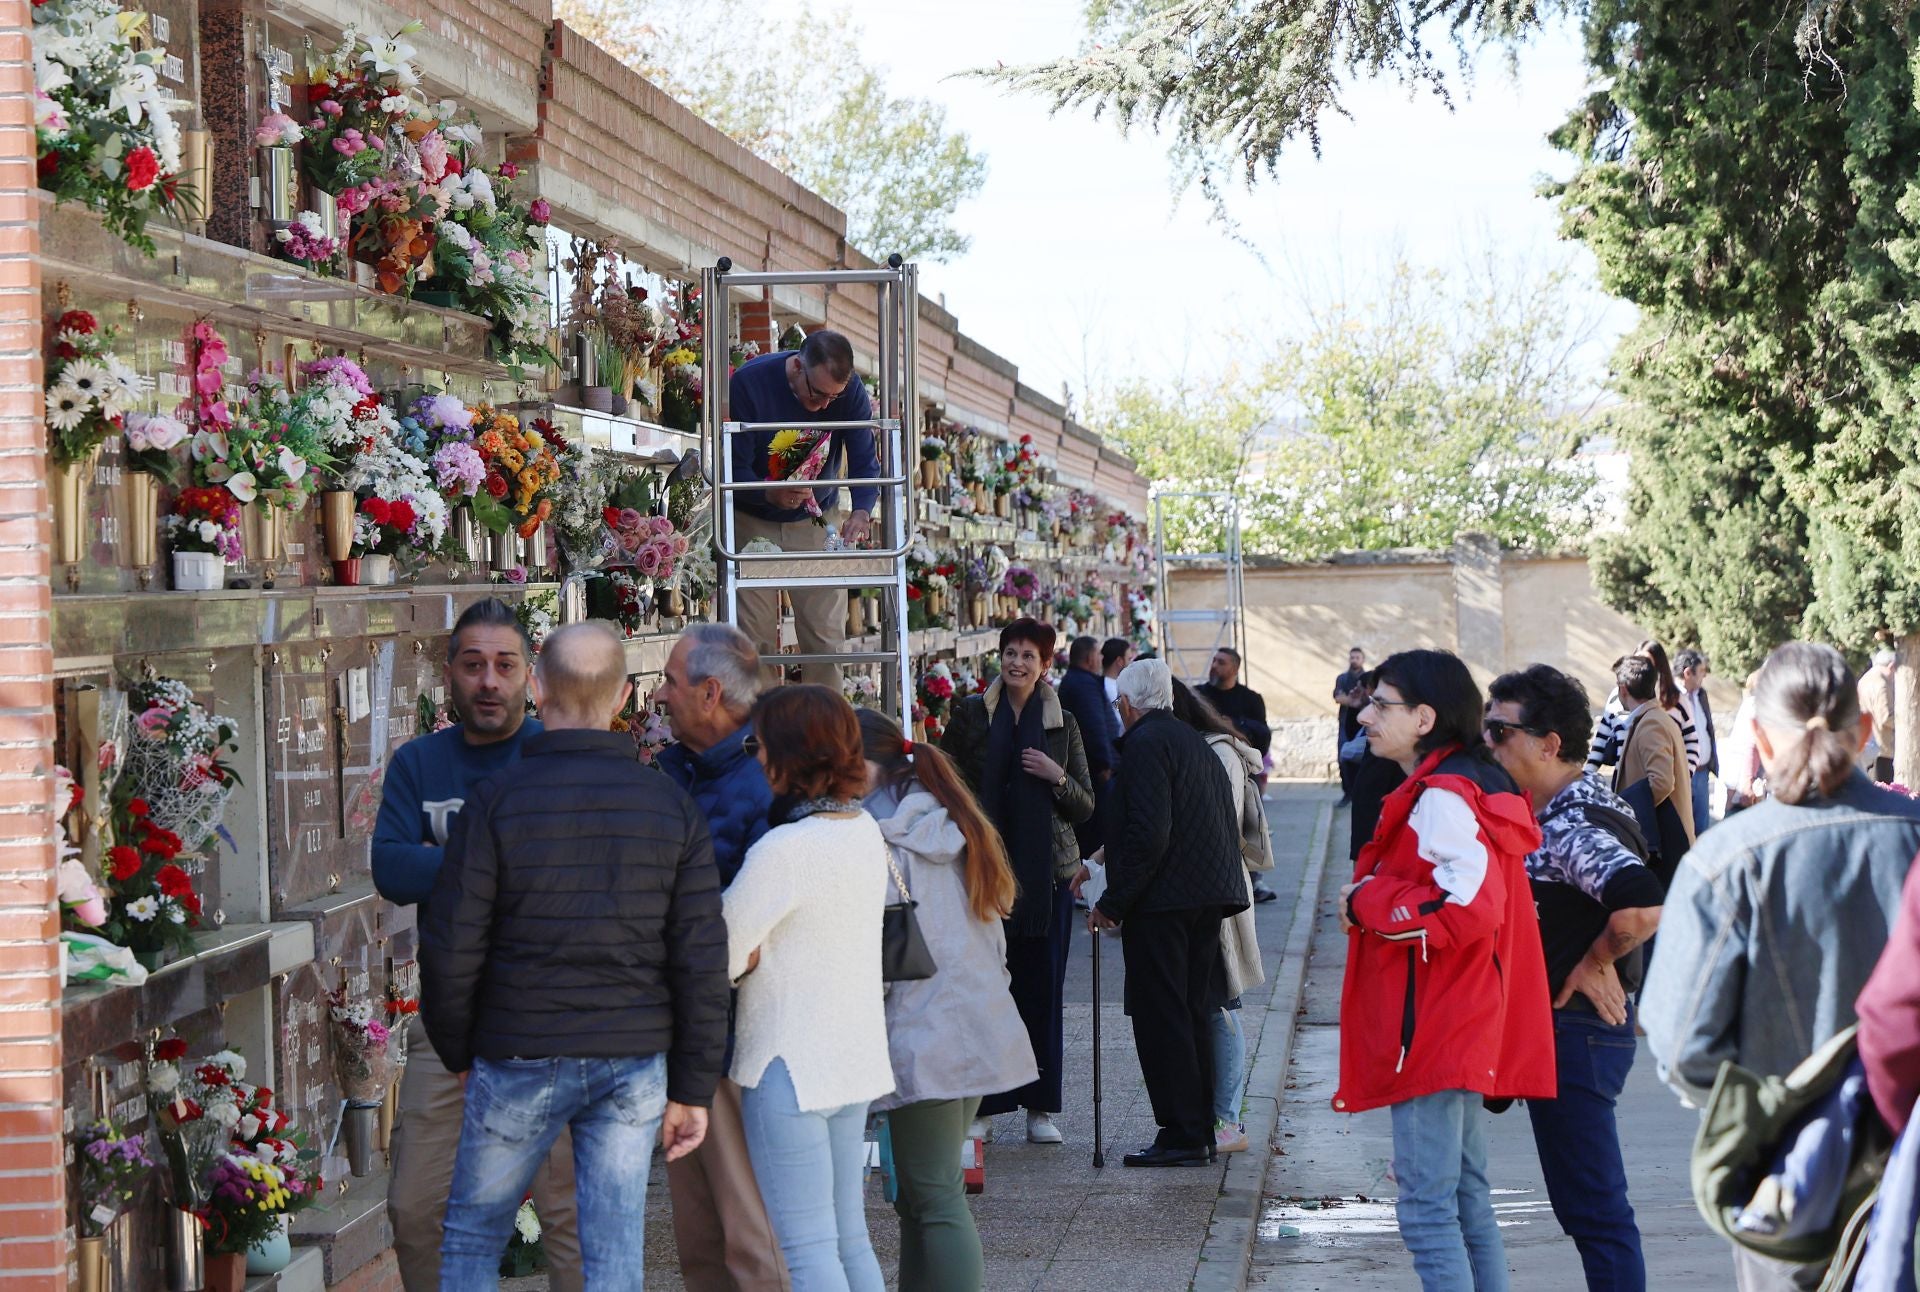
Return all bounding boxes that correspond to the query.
[724,686,893,1292]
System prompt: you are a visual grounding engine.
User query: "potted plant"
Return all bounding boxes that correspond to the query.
[164,486,241,591]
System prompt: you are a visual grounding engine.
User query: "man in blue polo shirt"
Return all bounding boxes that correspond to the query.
[373,597,582,1292]
[728,329,881,686]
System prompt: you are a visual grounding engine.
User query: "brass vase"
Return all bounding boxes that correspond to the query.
[241,503,286,565]
[124,471,159,568]
[378,1079,399,1151]
[320,491,356,562]
[50,445,101,567]
[77,1236,106,1292]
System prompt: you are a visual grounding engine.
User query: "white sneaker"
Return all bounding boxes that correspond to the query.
[1026,1111,1064,1144]
[1214,1120,1249,1154]
[967,1117,991,1143]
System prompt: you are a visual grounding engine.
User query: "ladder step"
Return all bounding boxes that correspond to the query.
[776,651,904,666]
[731,575,904,590]
[1162,553,1229,562]
[1163,609,1235,622]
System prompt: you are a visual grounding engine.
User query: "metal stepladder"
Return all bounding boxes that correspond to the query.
[1154,490,1246,685]
[699,256,919,733]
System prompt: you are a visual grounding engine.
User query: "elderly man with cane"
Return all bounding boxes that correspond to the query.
[1082,659,1251,1166]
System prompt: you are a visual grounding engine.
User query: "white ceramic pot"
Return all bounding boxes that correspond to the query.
[171,550,225,592]
[361,553,395,585]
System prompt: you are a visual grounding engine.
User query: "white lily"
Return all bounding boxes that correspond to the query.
[362,35,419,84]
[107,61,159,127]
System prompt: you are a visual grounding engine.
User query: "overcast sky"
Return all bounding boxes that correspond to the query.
[824,1,1634,406]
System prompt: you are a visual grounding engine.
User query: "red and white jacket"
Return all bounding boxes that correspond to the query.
[1333,745,1555,1114]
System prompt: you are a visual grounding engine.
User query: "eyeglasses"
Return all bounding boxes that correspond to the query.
[1483,718,1549,744]
[800,366,845,405]
[1367,698,1418,710]
[742,735,761,756]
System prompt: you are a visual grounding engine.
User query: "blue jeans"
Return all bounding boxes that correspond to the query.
[441,1054,667,1292]
[1526,1008,1646,1291]
[1390,1089,1509,1292]
[739,1058,884,1292]
[1210,1006,1245,1125]
[1691,768,1712,835]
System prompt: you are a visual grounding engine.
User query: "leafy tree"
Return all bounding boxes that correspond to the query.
[1087,258,1603,558]
[555,0,988,262]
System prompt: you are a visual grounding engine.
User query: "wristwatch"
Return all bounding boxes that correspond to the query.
[1054,773,1069,792]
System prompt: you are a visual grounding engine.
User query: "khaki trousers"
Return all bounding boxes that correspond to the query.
[732,510,845,689]
[666,1076,791,1291]
[387,1016,584,1291]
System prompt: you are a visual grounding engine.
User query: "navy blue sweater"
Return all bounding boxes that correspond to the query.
[728,351,879,522]
[656,724,772,888]
[372,718,544,906]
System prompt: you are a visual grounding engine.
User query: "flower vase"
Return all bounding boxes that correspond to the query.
[321,490,356,562]
[50,445,101,567]
[913,719,928,744]
[343,1102,379,1177]
[562,578,588,624]
[204,1251,243,1292]
[332,558,361,586]
[77,1236,106,1292]
[171,551,225,592]
[378,1079,399,1152]
[124,471,159,569]
[489,531,520,572]
[524,527,549,570]
[845,595,862,639]
[582,386,613,414]
[164,1206,203,1292]
[452,506,482,563]
[361,553,395,586]
[245,1220,292,1276]
[241,503,285,565]
[662,588,685,618]
[994,493,1011,520]
[919,460,941,491]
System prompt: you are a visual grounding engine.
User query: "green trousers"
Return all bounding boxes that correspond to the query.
[888,1096,984,1292]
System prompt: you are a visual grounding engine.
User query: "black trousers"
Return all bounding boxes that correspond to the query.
[1121,906,1225,1149]
[981,878,1073,1116]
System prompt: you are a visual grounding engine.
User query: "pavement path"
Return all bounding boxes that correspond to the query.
[622,784,1334,1291]
[1246,803,1739,1291]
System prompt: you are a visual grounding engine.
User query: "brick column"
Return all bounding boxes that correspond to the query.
[738,297,774,352]
[0,3,59,1288]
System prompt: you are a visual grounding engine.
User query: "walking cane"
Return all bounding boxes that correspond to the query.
[1091,921,1105,1168]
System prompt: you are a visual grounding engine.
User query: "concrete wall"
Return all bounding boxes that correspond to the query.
[1167,542,1740,776]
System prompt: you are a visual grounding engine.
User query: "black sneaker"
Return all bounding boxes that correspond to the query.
[1251,882,1278,904]
[1122,1144,1211,1168]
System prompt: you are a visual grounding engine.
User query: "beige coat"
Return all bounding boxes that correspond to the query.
[1207,734,1266,999]
[1617,701,1696,844]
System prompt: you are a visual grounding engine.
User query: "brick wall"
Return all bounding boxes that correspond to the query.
[0,3,59,1287]
[387,0,550,105]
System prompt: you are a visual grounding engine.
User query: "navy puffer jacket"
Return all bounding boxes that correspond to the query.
[658,723,773,887]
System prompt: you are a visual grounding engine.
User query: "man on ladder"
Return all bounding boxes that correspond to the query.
[727,329,880,687]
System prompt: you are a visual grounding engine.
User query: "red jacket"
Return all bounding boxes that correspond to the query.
[1857,850,1920,1134]
[1333,745,1556,1114]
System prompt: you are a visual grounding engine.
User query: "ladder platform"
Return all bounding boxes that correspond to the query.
[1162,609,1234,622]
[732,573,908,591]
[1162,552,1228,562]
[777,651,905,667]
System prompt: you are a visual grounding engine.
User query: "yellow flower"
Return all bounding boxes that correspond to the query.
[664,347,697,368]
[768,429,803,457]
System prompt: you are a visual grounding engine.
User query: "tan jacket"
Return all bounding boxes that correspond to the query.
[1617,702,1697,844]
[1860,666,1895,762]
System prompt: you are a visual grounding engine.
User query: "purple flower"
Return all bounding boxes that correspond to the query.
[529,198,551,224]
[504,566,527,585]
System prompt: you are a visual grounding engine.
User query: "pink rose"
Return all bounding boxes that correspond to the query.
[529,199,551,224]
[635,545,662,576]
[74,896,107,926]
[671,535,689,556]
[649,516,673,537]
[616,508,643,532]
[504,566,527,585]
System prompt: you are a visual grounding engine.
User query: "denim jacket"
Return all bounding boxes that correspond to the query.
[1642,771,1920,1107]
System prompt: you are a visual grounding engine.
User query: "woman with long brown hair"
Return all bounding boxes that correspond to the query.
[1586,639,1705,777]
[857,709,1035,1291]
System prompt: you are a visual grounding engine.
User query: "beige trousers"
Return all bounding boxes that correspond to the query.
[732,510,845,689]
[665,1076,791,1291]
[386,1015,584,1291]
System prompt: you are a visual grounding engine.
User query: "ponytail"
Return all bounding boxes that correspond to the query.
[855,708,1015,921]
[1637,639,1683,713]
[1752,642,1862,805]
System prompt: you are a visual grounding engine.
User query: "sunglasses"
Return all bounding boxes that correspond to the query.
[742,735,761,756]
[1483,718,1549,744]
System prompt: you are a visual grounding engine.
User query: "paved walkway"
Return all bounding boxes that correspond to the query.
[620,785,1334,1291]
[1247,805,1737,1290]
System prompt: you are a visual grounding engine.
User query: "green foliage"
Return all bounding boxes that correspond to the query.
[1089,259,1602,559]
[1552,0,1920,670]
[970,0,1540,202]
[554,0,987,262]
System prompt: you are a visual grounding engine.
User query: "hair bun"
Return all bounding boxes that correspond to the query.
[1804,713,1830,731]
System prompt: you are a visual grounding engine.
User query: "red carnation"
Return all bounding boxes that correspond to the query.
[127,797,149,817]
[360,497,391,525]
[602,507,622,527]
[484,472,509,499]
[125,146,160,192]
[57,310,97,335]
[388,499,416,532]
[183,891,202,917]
[36,153,56,179]
[907,586,923,601]
[108,845,141,881]
[154,1038,188,1061]
[141,827,182,859]
[156,864,193,898]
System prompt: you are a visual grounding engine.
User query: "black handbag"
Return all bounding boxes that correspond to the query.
[881,850,937,982]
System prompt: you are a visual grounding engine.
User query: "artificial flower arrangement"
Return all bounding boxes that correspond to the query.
[514,588,558,648]
[71,1118,155,1237]
[54,764,107,929]
[45,309,150,467]
[327,988,399,1105]
[184,320,234,434]
[32,0,188,254]
[1127,586,1156,647]
[98,792,197,965]
[1000,564,1041,604]
[917,662,956,741]
[163,485,243,562]
[272,208,342,273]
[221,373,332,512]
[618,705,674,766]
[123,410,189,483]
[470,405,560,538]
[346,405,450,562]
[842,671,881,710]
[425,152,554,368]
[120,674,241,848]
[764,429,833,524]
[652,282,704,432]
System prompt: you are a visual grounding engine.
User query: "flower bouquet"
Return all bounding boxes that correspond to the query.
[273,209,342,273]
[622,706,674,766]
[1001,564,1040,605]
[148,1043,245,1210]
[918,664,955,741]
[765,429,833,524]
[123,411,189,484]
[328,986,399,1146]
[46,309,149,467]
[119,674,241,855]
[99,794,198,964]
[72,1118,155,1237]
[469,405,560,539]
[298,26,425,199]
[164,486,242,590]
[202,1145,321,1256]
[424,157,555,368]
[32,0,188,254]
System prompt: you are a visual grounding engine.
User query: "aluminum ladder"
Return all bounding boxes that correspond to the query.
[699,255,919,733]
[1153,490,1246,685]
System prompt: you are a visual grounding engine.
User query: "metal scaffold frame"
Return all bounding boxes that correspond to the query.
[1153,491,1246,685]
[699,255,919,733]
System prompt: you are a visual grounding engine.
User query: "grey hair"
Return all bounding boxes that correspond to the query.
[1117,658,1174,712]
[1752,642,1860,805]
[681,623,762,716]
[1674,648,1708,675]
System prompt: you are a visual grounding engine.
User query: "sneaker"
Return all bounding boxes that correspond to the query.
[1025,1111,1064,1144]
[968,1117,991,1143]
[1214,1121,1249,1154]
[1251,882,1278,904]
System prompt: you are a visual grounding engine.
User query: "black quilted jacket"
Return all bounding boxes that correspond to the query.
[1097,710,1252,922]
[420,730,730,1105]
